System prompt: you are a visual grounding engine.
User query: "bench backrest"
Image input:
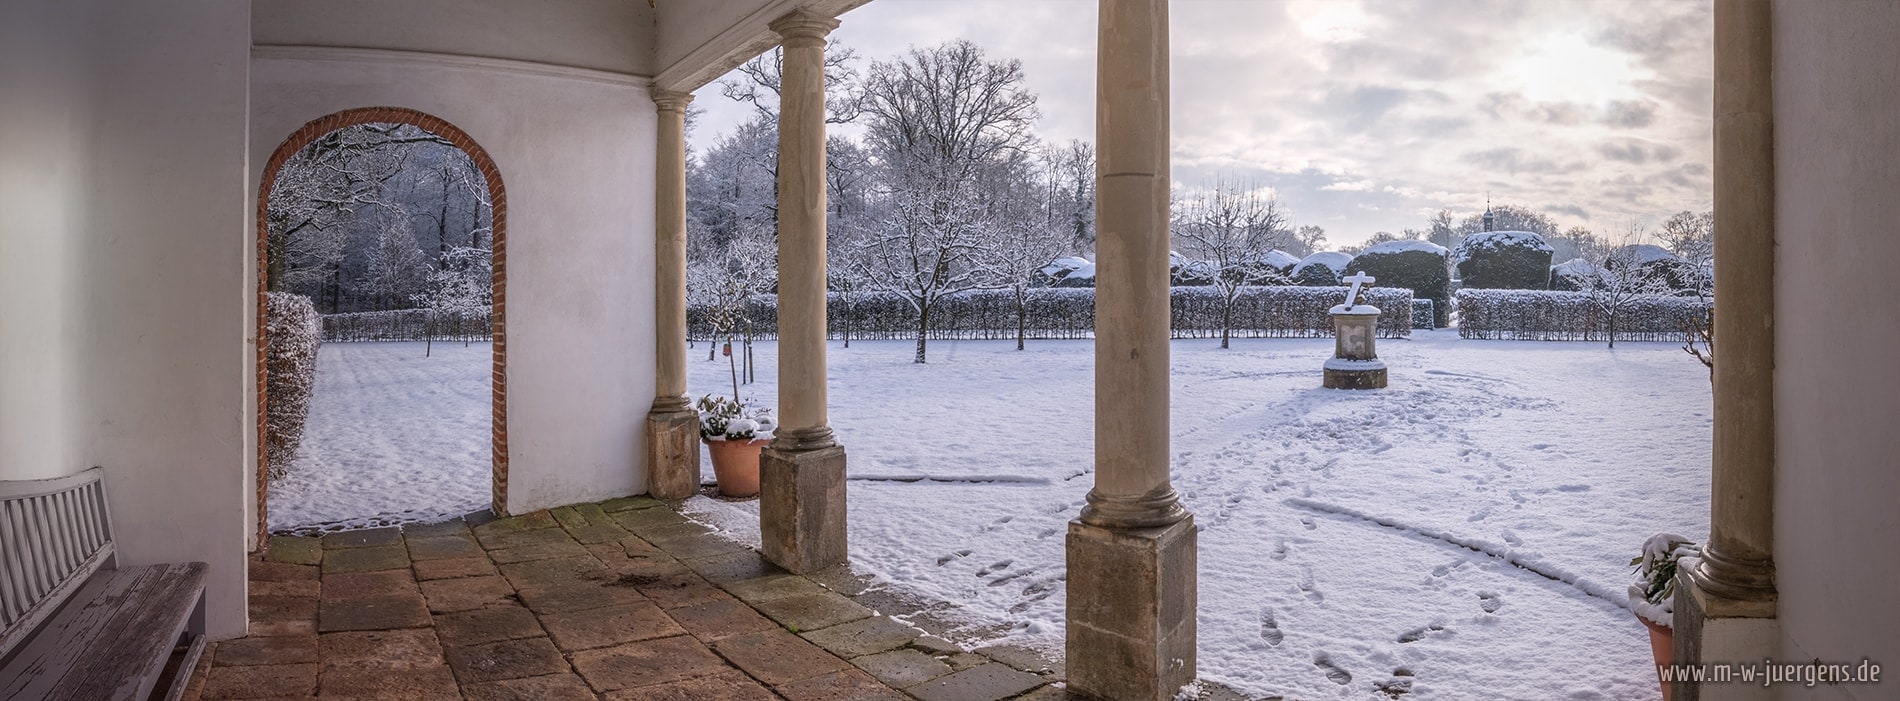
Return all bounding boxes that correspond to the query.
[0,467,115,661]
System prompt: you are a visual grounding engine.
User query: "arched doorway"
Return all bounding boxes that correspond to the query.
[254,107,509,546]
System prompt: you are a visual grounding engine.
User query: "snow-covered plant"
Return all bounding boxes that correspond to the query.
[265,292,322,481]
[1455,230,1555,290]
[1629,533,1700,627]
[695,394,775,442]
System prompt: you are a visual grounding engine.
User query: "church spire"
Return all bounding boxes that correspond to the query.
[1482,196,1495,232]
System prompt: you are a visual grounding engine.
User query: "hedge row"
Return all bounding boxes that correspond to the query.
[1455,289,1710,341]
[1411,299,1434,330]
[692,286,1414,342]
[265,293,321,480]
[321,308,493,343]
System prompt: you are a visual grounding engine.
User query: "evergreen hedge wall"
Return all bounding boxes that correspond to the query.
[1456,289,1709,341]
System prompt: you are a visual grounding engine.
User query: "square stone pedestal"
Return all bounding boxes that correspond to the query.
[760,445,847,573]
[645,410,701,500]
[1670,571,1779,701]
[1067,516,1197,701]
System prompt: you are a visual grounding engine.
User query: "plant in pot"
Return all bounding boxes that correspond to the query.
[1630,533,1700,701]
[697,393,774,498]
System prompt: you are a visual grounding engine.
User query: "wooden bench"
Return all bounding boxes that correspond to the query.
[0,467,208,701]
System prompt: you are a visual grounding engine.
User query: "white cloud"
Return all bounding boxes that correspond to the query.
[690,0,1713,246]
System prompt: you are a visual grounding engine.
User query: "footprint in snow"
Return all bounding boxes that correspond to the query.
[977,559,1013,575]
[1397,624,1447,644]
[1554,484,1591,493]
[1300,516,1318,531]
[1465,507,1491,523]
[935,550,971,566]
[1270,538,1289,561]
[1258,609,1284,646]
[1313,654,1353,685]
[1478,591,1504,613]
[1501,531,1523,547]
[1377,668,1417,698]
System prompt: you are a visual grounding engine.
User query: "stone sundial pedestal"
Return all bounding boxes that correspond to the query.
[1324,273,1388,390]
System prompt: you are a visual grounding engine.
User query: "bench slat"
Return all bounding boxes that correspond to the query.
[0,562,208,701]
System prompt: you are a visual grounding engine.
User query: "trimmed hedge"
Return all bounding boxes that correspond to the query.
[1455,231,1554,290]
[1411,299,1434,329]
[265,292,321,480]
[692,286,1415,342]
[1348,240,1452,327]
[321,308,493,343]
[1455,289,1710,341]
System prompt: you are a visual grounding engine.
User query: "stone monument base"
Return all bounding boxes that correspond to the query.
[1067,517,1197,701]
[760,444,847,573]
[1323,357,1388,390]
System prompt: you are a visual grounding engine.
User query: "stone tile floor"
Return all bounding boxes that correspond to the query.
[178,495,1125,701]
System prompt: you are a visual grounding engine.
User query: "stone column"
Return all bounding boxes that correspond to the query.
[1067,2,1196,699]
[760,9,848,573]
[645,89,701,500]
[1674,1,1778,698]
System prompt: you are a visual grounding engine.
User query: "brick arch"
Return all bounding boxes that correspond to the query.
[255,107,509,546]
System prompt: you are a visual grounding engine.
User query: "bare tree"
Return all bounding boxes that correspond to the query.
[856,39,1041,363]
[1173,178,1292,348]
[1579,224,1676,348]
[720,42,865,124]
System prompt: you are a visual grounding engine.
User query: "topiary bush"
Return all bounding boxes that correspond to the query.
[1607,244,1697,294]
[265,292,322,481]
[1455,230,1554,290]
[1347,240,1452,327]
[1291,251,1352,286]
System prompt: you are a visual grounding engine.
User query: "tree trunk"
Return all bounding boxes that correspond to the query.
[1221,298,1233,349]
[914,303,930,364]
[1015,286,1027,351]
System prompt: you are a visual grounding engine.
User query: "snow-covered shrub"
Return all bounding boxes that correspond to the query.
[1290,251,1352,286]
[1264,249,1300,275]
[1455,289,1710,341]
[1411,299,1434,329]
[1035,256,1094,288]
[266,292,322,480]
[695,394,774,442]
[321,308,492,342]
[1629,533,1699,627]
[1348,240,1452,327]
[694,285,1414,341]
[1455,230,1554,290]
[1548,258,1599,292]
[1607,244,1697,294]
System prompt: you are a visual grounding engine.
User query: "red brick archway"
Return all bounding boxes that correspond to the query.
[255,107,509,547]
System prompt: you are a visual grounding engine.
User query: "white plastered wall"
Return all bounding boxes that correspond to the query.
[1770,2,1900,698]
[249,28,660,518]
[1,0,255,639]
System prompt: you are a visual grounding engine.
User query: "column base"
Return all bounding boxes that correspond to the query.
[645,409,701,500]
[1067,516,1197,701]
[1323,358,1387,389]
[760,444,847,573]
[1671,569,1779,701]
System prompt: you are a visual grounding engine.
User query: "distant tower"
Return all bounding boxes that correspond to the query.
[1482,198,1496,232]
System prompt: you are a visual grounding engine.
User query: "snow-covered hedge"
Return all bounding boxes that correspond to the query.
[1455,231,1554,290]
[1349,240,1452,327]
[1456,289,1710,341]
[265,292,321,480]
[1291,252,1352,286]
[321,308,493,343]
[692,285,1414,341]
[1411,299,1434,329]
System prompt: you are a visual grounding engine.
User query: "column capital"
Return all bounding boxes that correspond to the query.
[652,89,694,114]
[769,9,839,46]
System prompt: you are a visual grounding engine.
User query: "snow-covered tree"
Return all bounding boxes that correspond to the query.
[1173,178,1293,348]
[857,39,1041,363]
[413,245,492,354]
[1579,231,1680,348]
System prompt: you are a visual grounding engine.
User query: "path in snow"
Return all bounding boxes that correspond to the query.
[269,341,491,533]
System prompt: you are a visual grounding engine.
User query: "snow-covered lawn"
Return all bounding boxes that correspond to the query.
[687,331,1710,700]
[269,342,492,532]
[274,333,1710,699]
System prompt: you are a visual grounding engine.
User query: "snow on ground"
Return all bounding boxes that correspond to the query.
[269,341,491,533]
[274,332,1710,698]
[686,331,1710,700]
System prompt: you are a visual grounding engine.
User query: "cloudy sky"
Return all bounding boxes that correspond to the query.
[689,0,1714,248]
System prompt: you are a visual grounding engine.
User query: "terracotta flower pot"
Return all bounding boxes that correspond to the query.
[704,437,769,498]
[1641,616,1674,701]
